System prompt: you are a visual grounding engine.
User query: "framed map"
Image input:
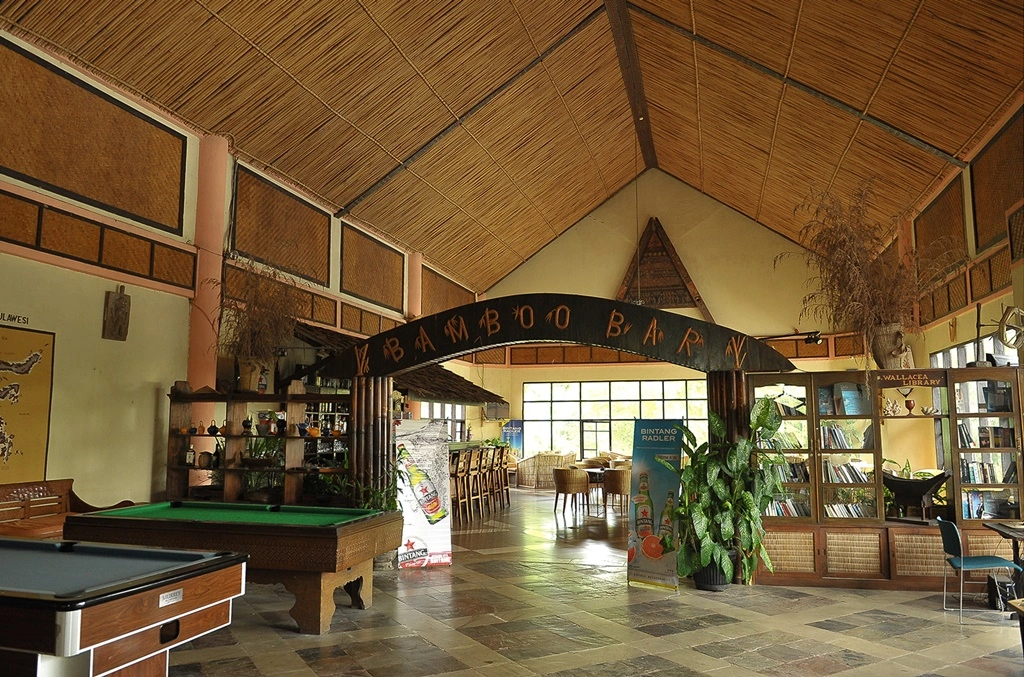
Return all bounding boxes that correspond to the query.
[0,325,54,481]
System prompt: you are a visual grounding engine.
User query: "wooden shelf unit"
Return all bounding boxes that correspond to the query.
[166,380,352,504]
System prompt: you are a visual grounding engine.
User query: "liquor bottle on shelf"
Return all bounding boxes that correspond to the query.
[397,444,448,524]
[635,473,654,537]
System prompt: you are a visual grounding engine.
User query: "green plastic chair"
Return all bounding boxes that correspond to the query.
[936,516,1021,623]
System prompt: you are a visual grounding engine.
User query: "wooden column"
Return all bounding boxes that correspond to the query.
[707,370,749,443]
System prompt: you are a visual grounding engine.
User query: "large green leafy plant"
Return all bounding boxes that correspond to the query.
[662,397,785,584]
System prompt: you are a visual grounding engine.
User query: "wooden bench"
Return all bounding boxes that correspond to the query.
[0,479,133,539]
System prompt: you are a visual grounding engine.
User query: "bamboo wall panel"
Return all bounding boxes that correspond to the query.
[216,0,452,160]
[341,304,362,334]
[633,12,700,188]
[407,126,552,260]
[692,0,799,75]
[3,189,195,289]
[545,13,636,194]
[759,89,857,240]
[514,0,601,55]
[272,117,400,208]
[947,276,967,313]
[340,224,403,313]
[312,296,337,327]
[631,0,691,32]
[920,294,935,325]
[869,2,1024,155]
[832,124,948,228]
[368,1,535,118]
[461,65,606,230]
[915,176,966,279]
[763,531,815,573]
[825,532,881,575]
[40,209,100,261]
[360,310,380,336]
[892,533,944,577]
[421,268,474,317]
[1011,206,1024,262]
[234,167,330,286]
[788,0,919,113]
[833,335,864,358]
[971,111,1023,251]
[0,190,39,245]
[152,244,195,289]
[695,44,780,219]
[101,228,150,277]
[0,37,185,233]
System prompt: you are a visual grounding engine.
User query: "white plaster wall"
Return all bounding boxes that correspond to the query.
[487,169,817,338]
[1,253,190,504]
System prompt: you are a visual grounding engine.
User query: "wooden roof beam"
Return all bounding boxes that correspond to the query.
[606,0,657,170]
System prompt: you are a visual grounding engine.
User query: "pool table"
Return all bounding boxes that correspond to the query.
[0,537,246,676]
[63,502,403,634]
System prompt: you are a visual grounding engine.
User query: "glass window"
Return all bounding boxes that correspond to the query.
[641,401,663,418]
[611,381,640,399]
[552,401,581,419]
[552,382,580,400]
[641,381,663,399]
[524,383,551,401]
[611,400,640,419]
[523,402,551,419]
[521,378,709,456]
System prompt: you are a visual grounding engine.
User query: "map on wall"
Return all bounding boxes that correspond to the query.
[0,325,54,482]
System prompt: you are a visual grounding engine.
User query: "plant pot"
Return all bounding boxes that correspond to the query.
[373,548,398,571]
[871,323,915,369]
[693,561,731,591]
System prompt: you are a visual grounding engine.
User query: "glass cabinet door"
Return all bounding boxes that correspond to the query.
[949,369,1022,522]
[750,374,814,520]
[813,374,880,521]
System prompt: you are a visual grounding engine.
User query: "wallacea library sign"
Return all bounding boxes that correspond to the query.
[327,293,795,378]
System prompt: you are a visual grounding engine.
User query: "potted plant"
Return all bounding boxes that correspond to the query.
[662,397,786,589]
[211,260,300,392]
[778,180,963,368]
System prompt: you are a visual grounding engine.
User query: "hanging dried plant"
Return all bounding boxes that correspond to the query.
[212,260,301,366]
[778,180,964,367]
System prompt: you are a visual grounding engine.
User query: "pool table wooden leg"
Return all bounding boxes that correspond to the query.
[249,559,374,634]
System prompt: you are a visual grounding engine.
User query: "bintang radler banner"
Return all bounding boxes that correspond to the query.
[395,419,452,568]
[627,420,681,590]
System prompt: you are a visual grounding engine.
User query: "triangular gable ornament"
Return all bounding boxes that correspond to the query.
[616,217,714,322]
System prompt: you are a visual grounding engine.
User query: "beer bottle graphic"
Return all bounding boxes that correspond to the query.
[634,472,654,537]
[658,491,675,537]
[398,444,448,524]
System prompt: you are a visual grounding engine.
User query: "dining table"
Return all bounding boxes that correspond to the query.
[983,521,1024,599]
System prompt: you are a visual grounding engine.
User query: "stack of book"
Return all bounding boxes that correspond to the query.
[819,426,851,449]
[824,503,876,518]
[822,458,870,483]
[765,497,812,517]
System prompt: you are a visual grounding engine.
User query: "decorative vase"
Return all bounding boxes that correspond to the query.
[871,323,915,369]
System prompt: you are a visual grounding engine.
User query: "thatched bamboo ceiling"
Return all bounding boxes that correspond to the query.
[2,0,1021,293]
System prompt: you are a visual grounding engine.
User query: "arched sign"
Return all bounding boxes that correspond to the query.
[327,293,795,377]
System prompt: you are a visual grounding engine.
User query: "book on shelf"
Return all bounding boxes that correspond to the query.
[977,425,1015,448]
[957,422,975,448]
[819,426,851,449]
[984,382,1012,412]
[1002,462,1019,484]
[817,387,835,416]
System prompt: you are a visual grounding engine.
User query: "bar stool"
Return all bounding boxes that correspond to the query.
[466,447,484,519]
[482,446,499,513]
[451,450,471,523]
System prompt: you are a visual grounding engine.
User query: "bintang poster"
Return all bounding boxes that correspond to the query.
[0,325,54,482]
[395,419,452,568]
[626,420,681,590]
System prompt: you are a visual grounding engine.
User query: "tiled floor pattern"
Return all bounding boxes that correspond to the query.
[169,490,1023,676]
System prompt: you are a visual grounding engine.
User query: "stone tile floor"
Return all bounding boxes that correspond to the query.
[169,490,1023,676]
